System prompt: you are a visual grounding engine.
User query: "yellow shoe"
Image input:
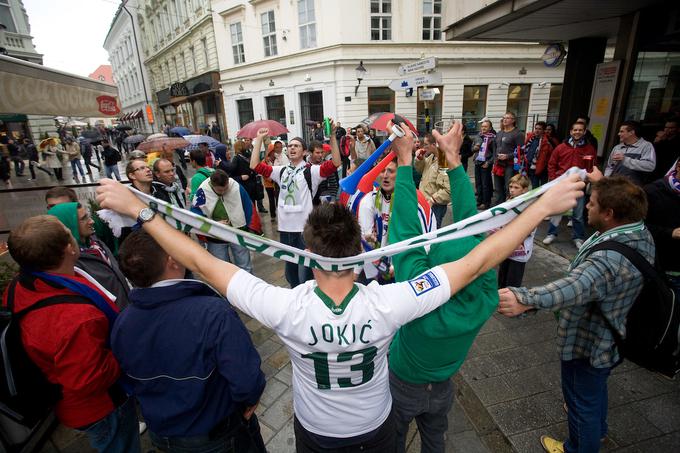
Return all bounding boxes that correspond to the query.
[540,435,564,453]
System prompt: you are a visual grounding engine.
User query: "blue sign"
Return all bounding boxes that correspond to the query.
[542,44,566,68]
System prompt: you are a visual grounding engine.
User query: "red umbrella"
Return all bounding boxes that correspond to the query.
[361,112,418,134]
[237,120,289,139]
[137,137,190,151]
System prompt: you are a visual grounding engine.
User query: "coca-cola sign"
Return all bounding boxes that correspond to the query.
[96,95,120,115]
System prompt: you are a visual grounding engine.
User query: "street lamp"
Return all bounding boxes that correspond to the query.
[354,61,367,96]
[0,24,8,55]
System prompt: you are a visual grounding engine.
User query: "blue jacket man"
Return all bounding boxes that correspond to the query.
[111,229,266,452]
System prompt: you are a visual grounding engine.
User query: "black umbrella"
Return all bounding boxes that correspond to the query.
[124,134,146,144]
[80,129,103,141]
[115,125,133,131]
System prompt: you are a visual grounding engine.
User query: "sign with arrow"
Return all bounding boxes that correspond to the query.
[389,72,442,91]
[398,57,437,75]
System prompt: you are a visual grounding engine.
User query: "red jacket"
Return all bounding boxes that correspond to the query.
[548,139,597,180]
[524,133,554,176]
[2,273,121,428]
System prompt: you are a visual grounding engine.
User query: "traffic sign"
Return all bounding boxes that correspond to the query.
[419,89,436,101]
[398,57,437,75]
[388,72,442,91]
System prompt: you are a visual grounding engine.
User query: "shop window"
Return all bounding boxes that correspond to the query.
[546,84,562,125]
[261,11,278,57]
[367,87,395,115]
[298,0,316,49]
[422,0,442,40]
[625,52,680,128]
[237,99,254,128]
[462,85,487,133]
[266,95,286,125]
[507,84,531,132]
[370,1,391,41]
[230,22,245,64]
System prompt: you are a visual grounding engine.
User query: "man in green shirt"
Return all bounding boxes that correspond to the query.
[389,123,498,452]
[188,149,214,201]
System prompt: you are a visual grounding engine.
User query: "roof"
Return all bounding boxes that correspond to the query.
[88,65,115,84]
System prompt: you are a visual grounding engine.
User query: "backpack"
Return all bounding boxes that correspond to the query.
[0,278,92,432]
[587,241,679,377]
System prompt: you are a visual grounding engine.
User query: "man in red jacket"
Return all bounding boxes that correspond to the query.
[3,216,140,453]
[543,122,597,249]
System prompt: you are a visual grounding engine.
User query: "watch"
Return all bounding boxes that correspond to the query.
[136,207,156,224]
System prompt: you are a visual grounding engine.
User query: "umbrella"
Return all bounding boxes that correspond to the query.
[38,137,59,150]
[237,119,289,139]
[146,133,168,140]
[115,125,133,131]
[137,137,190,151]
[182,135,221,150]
[361,112,418,134]
[170,126,191,136]
[80,129,103,141]
[66,120,88,127]
[124,134,146,144]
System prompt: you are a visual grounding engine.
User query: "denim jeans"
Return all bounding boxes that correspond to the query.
[106,164,121,180]
[528,169,548,189]
[431,204,448,229]
[547,195,585,240]
[149,414,265,453]
[561,359,611,453]
[389,370,454,453]
[79,397,141,453]
[279,231,312,288]
[474,162,492,207]
[206,241,253,273]
[71,159,86,178]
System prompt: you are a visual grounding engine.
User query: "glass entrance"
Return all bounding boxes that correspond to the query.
[299,91,323,143]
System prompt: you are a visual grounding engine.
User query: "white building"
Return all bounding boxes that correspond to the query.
[211,0,567,142]
[104,0,155,133]
[136,0,225,138]
[0,0,41,64]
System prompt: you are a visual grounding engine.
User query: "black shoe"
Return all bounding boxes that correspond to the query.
[258,208,269,213]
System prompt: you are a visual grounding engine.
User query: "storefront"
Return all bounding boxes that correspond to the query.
[156,71,225,138]
[0,114,30,140]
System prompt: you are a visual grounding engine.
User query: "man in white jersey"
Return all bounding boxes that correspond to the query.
[96,122,584,452]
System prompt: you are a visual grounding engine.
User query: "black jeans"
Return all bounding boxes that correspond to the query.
[497,259,526,288]
[474,162,492,207]
[279,231,312,288]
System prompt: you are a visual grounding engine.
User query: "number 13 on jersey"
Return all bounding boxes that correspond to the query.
[302,346,378,389]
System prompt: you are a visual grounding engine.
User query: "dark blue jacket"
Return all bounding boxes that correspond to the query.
[111,280,265,437]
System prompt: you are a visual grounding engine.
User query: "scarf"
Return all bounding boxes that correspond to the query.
[568,136,586,148]
[193,178,247,228]
[476,132,495,162]
[569,221,646,271]
[665,158,680,195]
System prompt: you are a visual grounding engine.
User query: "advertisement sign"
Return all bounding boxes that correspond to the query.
[588,61,621,156]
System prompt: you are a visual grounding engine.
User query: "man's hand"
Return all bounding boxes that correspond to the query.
[497,288,531,317]
[432,120,463,169]
[390,122,414,166]
[535,173,585,217]
[241,174,250,181]
[586,166,604,183]
[243,401,259,420]
[256,128,269,139]
[96,178,146,218]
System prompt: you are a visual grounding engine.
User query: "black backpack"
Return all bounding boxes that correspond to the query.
[587,240,679,377]
[0,278,92,431]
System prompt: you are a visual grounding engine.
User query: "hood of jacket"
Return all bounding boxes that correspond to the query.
[129,280,221,307]
[48,202,83,244]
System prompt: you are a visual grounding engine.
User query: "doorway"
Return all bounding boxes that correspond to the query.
[299,91,323,143]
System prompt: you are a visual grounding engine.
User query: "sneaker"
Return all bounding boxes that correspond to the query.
[543,234,557,245]
[573,239,584,249]
[567,220,573,227]
[540,435,564,453]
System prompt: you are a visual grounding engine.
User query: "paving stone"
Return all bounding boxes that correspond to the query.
[607,405,662,446]
[467,375,515,406]
[470,330,519,355]
[531,390,568,424]
[609,368,676,403]
[446,429,491,452]
[259,421,275,444]
[255,338,281,362]
[459,354,505,380]
[478,315,505,335]
[616,430,680,453]
[487,396,553,436]
[508,421,568,453]
[448,398,474,434]
[276,363,293,386]
[631,393,680,434]
[266,345,291,370]
[261,387,294,431]
[250,327,274,346]
[260,377,288,407]
[503,364,561,399]
[264,418,295,452]
[487,346,541,375]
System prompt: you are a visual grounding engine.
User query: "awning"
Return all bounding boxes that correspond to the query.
[0,55,120,117]
[444,0,663,42]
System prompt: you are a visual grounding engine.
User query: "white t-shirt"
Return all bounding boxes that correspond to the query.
[269,162,326,233]
[358,190,391,249]
[226,267,452,438]
[508,228,536,263]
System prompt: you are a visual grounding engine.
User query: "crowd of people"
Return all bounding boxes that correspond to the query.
[1,110,679,453]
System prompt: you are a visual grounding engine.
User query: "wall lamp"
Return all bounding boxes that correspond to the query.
[354,60,367,96]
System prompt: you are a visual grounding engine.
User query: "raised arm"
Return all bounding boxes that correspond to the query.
[329,119,342,168]
[96,179,239,295]
[433,126,477,221]
[250,128,268,170]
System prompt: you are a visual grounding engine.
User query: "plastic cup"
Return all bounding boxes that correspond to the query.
[582,155,594,173]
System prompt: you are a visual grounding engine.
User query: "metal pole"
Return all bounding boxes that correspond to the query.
[121,2,153,132]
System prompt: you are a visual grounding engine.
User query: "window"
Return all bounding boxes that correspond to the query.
[189,46,197,74]
[422,0,441,40]
[163,7,171,37]
[507,84,531,131]
[266,95,287,126]
[172,56,179,81]
[230,22,245,64]
[261,11,278,57]
[237,99,254,128]
[179,51,187,78]
[0,1,16,33]
[165,61,171,85]
[298,0,316,49]
[201,37,209,69]
[367,87,395,115]
[462,85,487,133]
[370,0,391,41]
[546,84,562,125]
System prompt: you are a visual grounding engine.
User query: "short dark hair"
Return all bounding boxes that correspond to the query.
[190,149,206,166]
[152,157,172,173]
[118,230,168,287]
[45,186,77,203]
[535,121,547,129]
[592,176,647,224]
[309,140,323,152]
[289,137,307,151]
[303,203,361,260]
[620,120,641,137]
[9,216,72,270]
[210,169,229,186]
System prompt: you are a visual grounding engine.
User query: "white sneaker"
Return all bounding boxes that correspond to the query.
[573,239,584,249]
[543,234,556,245]
[567,220,573,227]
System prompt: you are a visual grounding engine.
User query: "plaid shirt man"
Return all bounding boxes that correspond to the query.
[509,223,655,368]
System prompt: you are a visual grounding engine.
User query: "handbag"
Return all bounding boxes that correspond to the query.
[492,161,505,177]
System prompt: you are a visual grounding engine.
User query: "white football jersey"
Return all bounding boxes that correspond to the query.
[226,267,451,438]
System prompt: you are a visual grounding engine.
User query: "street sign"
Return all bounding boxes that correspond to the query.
[389,72,442,91]
[419,88,436,101]
[398,57,437,75]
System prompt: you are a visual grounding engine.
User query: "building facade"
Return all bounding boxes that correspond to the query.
[211,0,567,143]
[104,0,155,133]
[0,0,41,64]
[136,0,224,138]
